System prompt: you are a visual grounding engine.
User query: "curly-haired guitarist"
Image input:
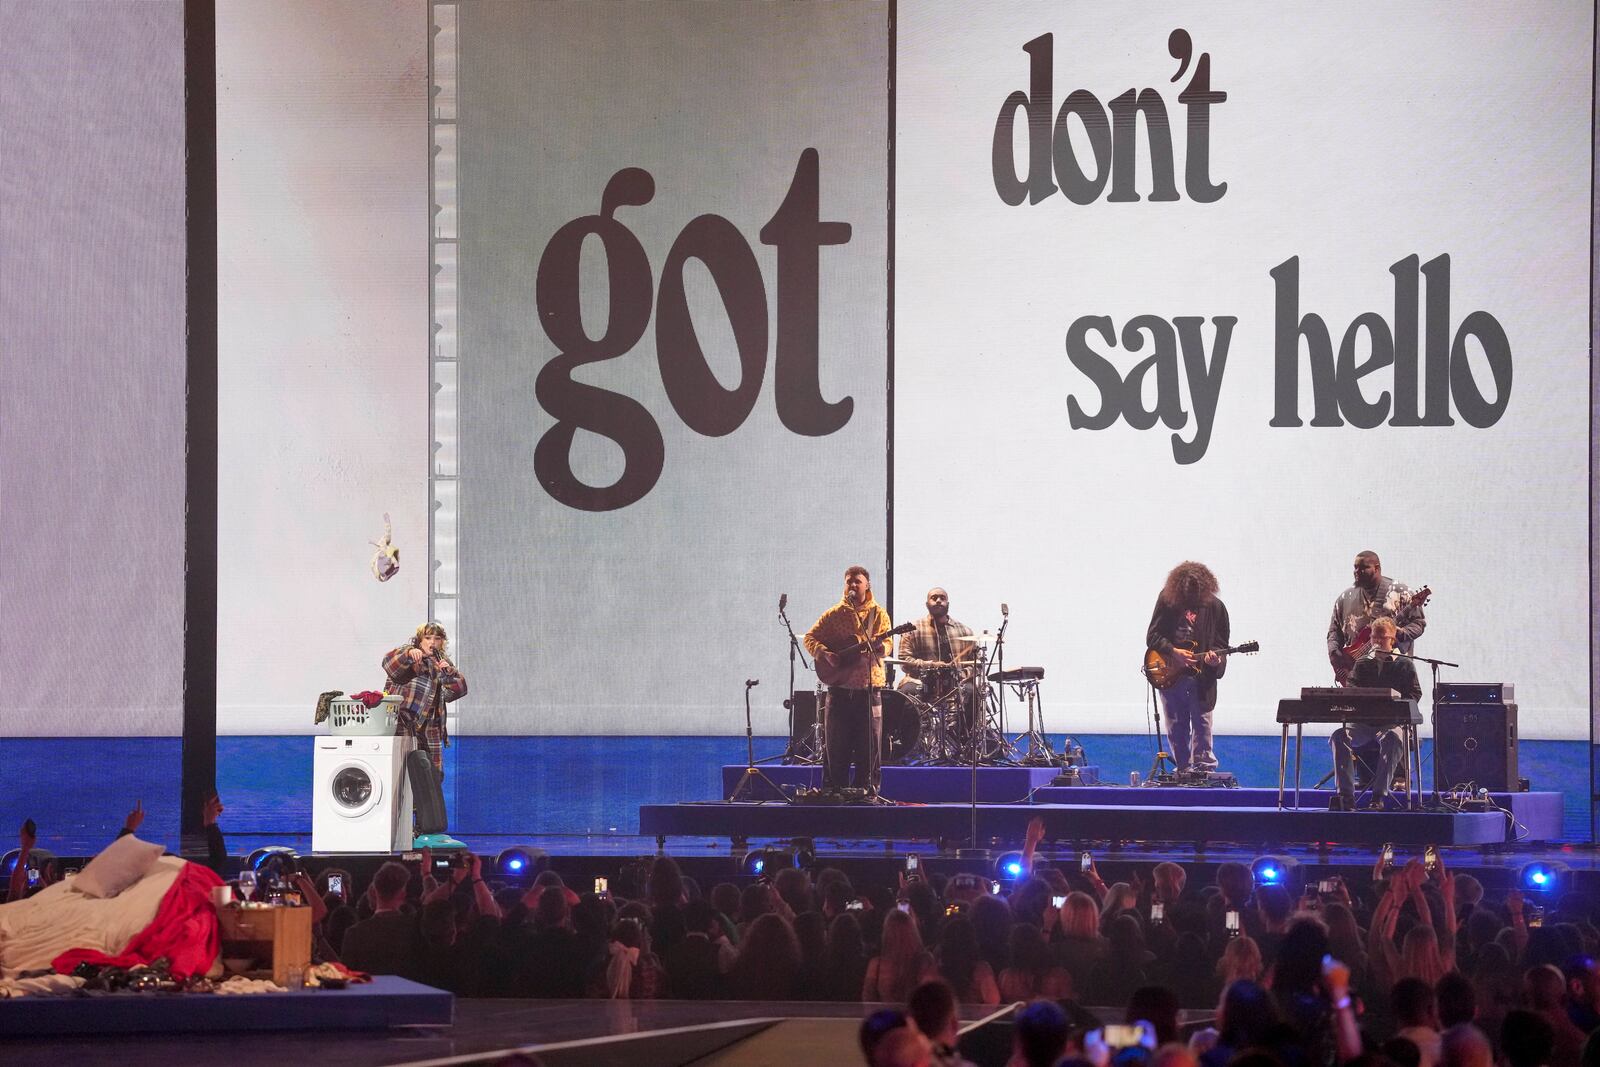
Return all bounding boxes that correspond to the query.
[1145,562,1231,774]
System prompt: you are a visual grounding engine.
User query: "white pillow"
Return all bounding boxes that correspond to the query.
[73,834,167,899]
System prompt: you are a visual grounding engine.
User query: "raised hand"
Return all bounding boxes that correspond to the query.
[1322,955,1351,1001]
[123,800,145,834]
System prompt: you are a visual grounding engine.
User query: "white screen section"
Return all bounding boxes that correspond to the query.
[455,3,889,735]
[0,2,187,737]
[216,1,430,733]
[896,4,1593,738]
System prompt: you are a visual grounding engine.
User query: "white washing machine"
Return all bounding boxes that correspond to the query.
[312,735,414,853]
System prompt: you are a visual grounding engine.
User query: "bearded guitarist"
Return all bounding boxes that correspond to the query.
[804,565,895,793]
[1327,550,1428,685]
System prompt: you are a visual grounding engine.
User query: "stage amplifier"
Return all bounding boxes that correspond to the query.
[1436,682,1514,704]
[1434,701,1518,791]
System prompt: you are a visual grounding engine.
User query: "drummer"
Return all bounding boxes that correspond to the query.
[897,588,982,734]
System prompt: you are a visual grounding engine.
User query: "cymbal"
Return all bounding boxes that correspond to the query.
[949,633,992,644]
[882,658,912,666]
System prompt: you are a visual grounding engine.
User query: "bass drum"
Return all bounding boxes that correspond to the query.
[881,689,926,765]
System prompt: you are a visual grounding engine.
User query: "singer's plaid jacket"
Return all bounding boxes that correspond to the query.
[381,645,468,742]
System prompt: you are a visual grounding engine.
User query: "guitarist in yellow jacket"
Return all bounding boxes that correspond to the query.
[804,565,894,792]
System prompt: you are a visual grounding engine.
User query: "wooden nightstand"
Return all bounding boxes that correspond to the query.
[216,905,313,986]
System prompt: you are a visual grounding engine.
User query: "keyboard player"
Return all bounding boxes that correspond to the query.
[1330,618,1422,810]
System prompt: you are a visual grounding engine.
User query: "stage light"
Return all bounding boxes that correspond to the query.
[741,848,793,878]
[246,846,298,872]
[996,852,1027,881]
[1252,855,1298,889]
[495,847,536,878]
[0,848,55,888]
[1520,861,1570,893]
[493,847,545,879]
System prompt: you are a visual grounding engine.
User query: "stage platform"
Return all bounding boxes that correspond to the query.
[722,762,1099,802]
[1030,785,1563,840]
[640,799,1522,847]
[0,975,451,1037]
[720,766,1561,841]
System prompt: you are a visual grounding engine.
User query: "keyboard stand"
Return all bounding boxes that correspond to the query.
[1278,719,1423,811]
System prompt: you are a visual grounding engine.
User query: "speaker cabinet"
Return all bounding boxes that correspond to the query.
[786,689,821,749]
[1434,702,1518,791]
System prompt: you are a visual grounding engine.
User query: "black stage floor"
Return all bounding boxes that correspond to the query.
[0,998,1024,1067]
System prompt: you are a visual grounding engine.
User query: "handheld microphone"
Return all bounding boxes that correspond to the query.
[778,593,787,613]
[746,678,760,688]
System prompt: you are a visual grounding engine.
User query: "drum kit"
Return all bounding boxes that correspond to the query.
[786,630,1076,769]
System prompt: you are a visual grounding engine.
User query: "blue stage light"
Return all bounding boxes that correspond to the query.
[995,852,1027,882]
[495,847,541,879]
[740,848,793,878]
[0,848,54,888]
[247,846,297,872]
[1251,855,1298,890]
[1520,861,1569,893]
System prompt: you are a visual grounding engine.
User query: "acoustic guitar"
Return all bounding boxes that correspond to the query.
[815,622,914,686]
[1142,640,1260,690]
[1332,585,1432,685]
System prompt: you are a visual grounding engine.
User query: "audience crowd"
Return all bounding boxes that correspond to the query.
[9,813,1600,1067]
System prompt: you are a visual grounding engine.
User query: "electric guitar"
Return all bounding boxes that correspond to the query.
[1142,640,1260,690]
[1332,585,1432,685]
[815,622,914,686]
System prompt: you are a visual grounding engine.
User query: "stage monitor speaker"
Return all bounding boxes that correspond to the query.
[1434,702,1518,791]
[786,689,820,748]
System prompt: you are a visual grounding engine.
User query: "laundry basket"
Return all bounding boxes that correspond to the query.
[328,695,401,736]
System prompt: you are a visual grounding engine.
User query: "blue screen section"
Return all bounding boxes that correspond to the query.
[12,735,1592,853]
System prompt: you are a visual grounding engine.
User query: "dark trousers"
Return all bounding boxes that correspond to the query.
[824,687,881,791]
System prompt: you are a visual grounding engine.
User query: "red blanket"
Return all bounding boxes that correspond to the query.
[53,861,224,979]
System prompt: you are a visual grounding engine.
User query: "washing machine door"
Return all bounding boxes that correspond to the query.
[328,759,383,819]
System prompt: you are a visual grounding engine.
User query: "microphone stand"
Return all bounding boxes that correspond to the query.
[1147,680,1178,784]
[1387,648,1459,806]
[767,599,815,765]
[993,608,1010,759]
[731,680,787,803]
